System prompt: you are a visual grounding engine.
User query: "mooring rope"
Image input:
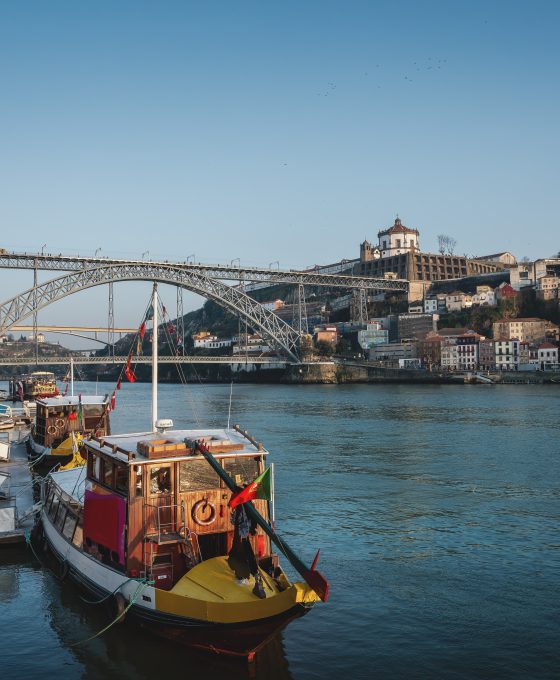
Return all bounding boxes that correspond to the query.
[70,579,153,647]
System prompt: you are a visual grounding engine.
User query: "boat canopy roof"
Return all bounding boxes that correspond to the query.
[84,427,267,465]
[49,466,86,504]
[38,395,109,407]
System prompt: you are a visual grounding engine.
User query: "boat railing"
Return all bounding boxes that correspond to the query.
[144,502,185,543]
[144,502,202,565]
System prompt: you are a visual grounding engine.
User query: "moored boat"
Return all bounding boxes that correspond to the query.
[10,371,58,401]
[28,395,111,467]
[37,284,328,658]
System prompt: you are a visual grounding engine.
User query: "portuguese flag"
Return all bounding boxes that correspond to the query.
[229,467,271,509]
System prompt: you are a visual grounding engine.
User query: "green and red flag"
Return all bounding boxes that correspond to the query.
[229,467,271,509]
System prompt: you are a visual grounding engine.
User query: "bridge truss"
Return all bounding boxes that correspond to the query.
[0,252,409,363]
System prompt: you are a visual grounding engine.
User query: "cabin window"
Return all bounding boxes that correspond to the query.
[93,455,101,481]
[103,460,114,488]
[62,512,77,541]
[179,460,219,492]
[134,466,143,496]
[48,490,61,521]
[223,457,260,487]
[83,404,104,419]
[115,465,128,494]
[45,484,56,511]
[55,503,67,531]
[150,466,171,495]
[72,519,83,548]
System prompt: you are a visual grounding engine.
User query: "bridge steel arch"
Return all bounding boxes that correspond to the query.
[0,263,301,362]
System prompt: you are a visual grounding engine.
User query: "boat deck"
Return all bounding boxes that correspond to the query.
[0,427,38,546]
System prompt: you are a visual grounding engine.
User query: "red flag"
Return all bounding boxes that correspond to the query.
[116,379,121,390]
[125,366,137,383]
[111,391,116,410]
[139,322,146,339]
[124,354,137,383]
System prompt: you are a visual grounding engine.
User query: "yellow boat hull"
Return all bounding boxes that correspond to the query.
[155,556,319,625]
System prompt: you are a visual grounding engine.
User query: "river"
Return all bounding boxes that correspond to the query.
[1,382,559,679]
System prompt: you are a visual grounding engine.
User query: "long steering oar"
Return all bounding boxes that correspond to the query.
[196,441,329,602]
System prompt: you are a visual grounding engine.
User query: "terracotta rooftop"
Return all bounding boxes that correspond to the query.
[377,217,419,237]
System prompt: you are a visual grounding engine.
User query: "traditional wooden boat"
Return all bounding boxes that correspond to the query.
[28,395,110,467]
[38,284,328,658]
[10,371,58,401]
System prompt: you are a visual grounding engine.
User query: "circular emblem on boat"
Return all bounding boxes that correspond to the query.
[47,425,57,435]
[55,418,65,429]
[192,499,216,526]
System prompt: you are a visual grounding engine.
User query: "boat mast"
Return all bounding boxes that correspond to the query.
[152,282,158,432]
[70,357,74,397]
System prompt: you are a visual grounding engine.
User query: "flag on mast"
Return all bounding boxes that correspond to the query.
[229,467,272,508]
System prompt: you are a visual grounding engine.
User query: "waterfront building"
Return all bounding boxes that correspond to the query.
[456,333,482,371]
[368,341,416,364]
[416,334,444,369]
[397,313,439,341]
[359,217,506,301]
[440,340,459,371]
[357,322,389,350]
[537,342,559,369]
[495,339,520,370]
[479,339,495,371]
[492,318,547,344]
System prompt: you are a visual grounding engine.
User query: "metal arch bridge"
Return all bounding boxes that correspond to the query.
[10,325,137,345]
[0,251,409,290]
[0,252,409,362]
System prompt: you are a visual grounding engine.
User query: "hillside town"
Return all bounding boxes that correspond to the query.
[189,217,560,375]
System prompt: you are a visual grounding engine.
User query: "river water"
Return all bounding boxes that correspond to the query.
[1,382,559,679]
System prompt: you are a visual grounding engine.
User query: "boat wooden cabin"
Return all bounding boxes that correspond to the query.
[31,396,110,458]
[80,426,272,585]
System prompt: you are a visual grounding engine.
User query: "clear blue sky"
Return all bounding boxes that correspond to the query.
[1,1,558,340]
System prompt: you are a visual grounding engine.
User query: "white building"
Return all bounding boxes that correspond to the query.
[445,291,473,312]
[377,217,420,258]
[537,342,559,369]
[441,341,459,370]
[495,339,520,370]
[194,335,233,349]
[471,286,496,307]
[424,298,438,314]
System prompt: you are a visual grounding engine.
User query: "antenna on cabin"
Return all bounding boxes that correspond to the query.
[227,381,233,429]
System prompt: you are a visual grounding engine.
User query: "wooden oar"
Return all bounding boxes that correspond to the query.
[196,441,329,602]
